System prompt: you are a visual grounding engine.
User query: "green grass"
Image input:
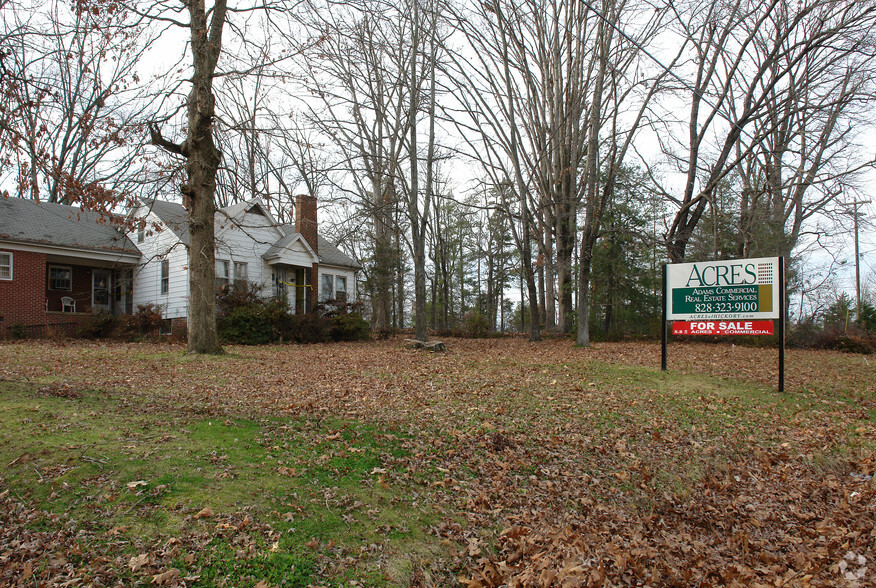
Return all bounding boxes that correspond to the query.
[0,382,447,586]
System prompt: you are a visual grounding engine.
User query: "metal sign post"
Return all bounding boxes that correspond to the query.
[661,263,667,372]
[779,256,785,392]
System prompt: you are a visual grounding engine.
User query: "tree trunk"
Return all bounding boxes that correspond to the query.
[372,179,394,331]
[184,5,224,355]
[149,0,227,354]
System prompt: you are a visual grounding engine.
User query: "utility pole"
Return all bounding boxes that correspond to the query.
[842,199,871,326]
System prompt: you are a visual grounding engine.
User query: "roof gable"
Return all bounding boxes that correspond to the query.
[140,198,190,245]
[216,197,283,241]
[263,229,319,265]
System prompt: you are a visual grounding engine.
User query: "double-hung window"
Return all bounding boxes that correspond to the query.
[160,260,169,295]
[320,274,334,302]
[216,260,230,289]
[48,265,72,290]
[335,276,347,302]
[233,262,248,288]
[0,252,11,280]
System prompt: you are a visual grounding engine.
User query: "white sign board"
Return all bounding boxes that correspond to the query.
[666,257,781,321]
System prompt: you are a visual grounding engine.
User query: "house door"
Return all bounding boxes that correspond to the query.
[295,267,308,314]
[274,266,288,300]
[92,269,112,313]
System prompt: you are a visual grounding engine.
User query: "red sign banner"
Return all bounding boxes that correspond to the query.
[672,320,774,336]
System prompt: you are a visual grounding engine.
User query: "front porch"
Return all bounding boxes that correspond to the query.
[0,253,136,339]
[271,264,315,314]
[44,260,134,316]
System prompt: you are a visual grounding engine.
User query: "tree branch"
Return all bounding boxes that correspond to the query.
[148,123,187,156]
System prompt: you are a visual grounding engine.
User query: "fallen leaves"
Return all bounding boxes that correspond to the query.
[0,337,873,586]
[128,553,150,572]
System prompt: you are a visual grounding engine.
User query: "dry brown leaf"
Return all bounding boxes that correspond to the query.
[193,506,214,519]
[129,553,150,572]
[152,568,181,586]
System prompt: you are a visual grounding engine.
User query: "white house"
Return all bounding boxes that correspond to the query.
[130,194,360,329]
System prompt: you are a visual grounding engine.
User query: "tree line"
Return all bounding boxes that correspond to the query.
[1,0,875,352]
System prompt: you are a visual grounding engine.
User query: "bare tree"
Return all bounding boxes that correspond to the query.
[443,0,545,341]
[446,0,667,343]
[733,6,876,260]
[656,0,876,263]
[144,0,231,354]
[294,1,409,331]
[575,0,669,346]
[293,0,446,335]
[1,0,156,208]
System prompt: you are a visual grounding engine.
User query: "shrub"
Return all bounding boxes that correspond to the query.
[326,304,371,342]
[831,334,874,354]
[216,282,371,345]
[11,322,27,340]
[216,282,265,317]
[464,311,491,338]
[287,311,330,344]
[789,321,874,354]
[77,312,118,339]
[115,304,164,341]
[218,299,290,345]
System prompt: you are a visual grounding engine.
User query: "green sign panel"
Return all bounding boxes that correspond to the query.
[671,284,773,315]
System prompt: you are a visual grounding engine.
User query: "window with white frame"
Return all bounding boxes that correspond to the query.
[335,275,347,302]
[48,265,72,290]
[0,252,11,280]
[160,260,169,295]
[321,274,334,302]
[137,224,145,243]
[233,262,248,288]
[216,260,230,289]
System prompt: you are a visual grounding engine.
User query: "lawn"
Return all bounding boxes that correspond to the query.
[0,337,873,587]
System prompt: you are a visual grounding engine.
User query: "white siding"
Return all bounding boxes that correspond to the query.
[318,266,357,303]
[129,202,357,320]
[272,239,315,267]
[130,208,190,319]
[215,211,284,291]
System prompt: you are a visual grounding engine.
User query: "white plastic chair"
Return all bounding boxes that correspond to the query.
[61,296,76,313]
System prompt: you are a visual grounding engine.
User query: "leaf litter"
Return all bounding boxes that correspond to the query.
[0,337,874,586]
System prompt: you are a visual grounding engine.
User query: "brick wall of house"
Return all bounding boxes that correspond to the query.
[0,248,88,338]
[0,249,47,328]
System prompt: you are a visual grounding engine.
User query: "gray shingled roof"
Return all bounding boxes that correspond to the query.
[317,235,362,270]
[141,198,190,246]
[0,196,139,254]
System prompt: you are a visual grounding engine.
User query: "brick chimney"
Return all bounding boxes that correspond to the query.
[296,194,319,309]
[295,194,318,254]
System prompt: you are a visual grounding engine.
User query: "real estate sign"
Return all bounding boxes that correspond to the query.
[662,256,785,391]
[666,257,781,322]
